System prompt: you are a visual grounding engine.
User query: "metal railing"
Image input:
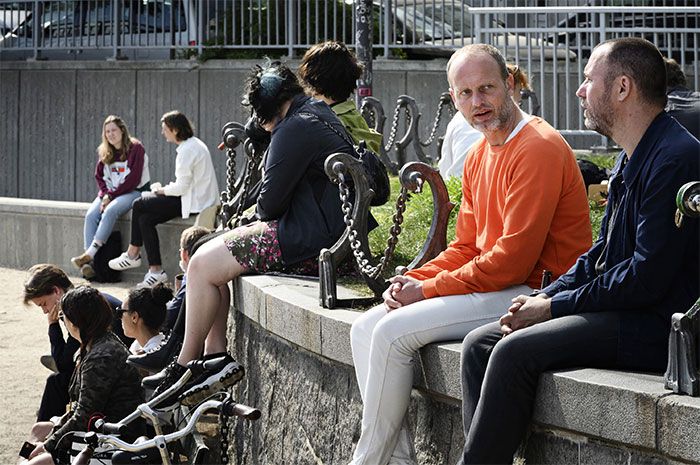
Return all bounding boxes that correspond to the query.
[469,6,700,138]
[1,1,698,140]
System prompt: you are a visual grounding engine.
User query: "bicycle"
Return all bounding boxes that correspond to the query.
[66,356,259,465]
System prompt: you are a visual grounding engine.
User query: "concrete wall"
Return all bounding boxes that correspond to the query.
[0,59,610,202]
[0,197,196,281]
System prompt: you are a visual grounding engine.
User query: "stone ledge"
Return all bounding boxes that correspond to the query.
[235,274,700,464]
[0,197,195,282]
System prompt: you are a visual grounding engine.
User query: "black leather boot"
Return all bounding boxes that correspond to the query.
[127,332,183,373]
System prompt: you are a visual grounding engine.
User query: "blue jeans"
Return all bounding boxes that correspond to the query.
[84,191,141,250]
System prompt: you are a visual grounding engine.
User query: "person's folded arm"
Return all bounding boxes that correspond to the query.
[161,151,195,197]
[49,324,78,373]
[405,168,479,283]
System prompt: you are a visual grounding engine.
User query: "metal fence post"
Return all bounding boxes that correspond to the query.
[287,0,295,58]
[198,0,204,57]
[356,0,373,99]
[110,0,126,60]
[29,0,44,61]
[383,0,391,59]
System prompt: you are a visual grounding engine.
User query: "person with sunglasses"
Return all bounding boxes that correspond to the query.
[119,284,172,356]
[22,264,130,422]
[21,286,145,465]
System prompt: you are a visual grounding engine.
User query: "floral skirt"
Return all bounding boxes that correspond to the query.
[222,220,319,275]
[222,220,357,277]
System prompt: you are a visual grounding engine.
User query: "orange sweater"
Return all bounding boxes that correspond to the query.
[406,117,592,298]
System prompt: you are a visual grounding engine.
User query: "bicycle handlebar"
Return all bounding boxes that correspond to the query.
[221,399,261,420]
[90,395,260,455]
[93,419,125,435]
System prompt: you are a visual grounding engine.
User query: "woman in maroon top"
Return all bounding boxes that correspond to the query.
[70,115,150,279]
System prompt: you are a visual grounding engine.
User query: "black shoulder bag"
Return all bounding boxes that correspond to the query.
[299,111,390,206]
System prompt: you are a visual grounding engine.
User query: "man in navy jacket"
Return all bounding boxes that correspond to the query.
[458,37,699,465]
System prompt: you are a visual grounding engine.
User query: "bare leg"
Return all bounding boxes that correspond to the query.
[21,453,55,465]
[28,422,54,443]
[204,284,231,356]
[126,244,141,259]
[178,236,244,365]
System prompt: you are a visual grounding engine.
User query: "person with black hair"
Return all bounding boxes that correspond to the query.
[144,60,361,407]
[109,110,219,289]
[120,284,172,355]
[22,286,145,464]
[126,225,212,372]
[298,40,382,154]
[22,264,131,422]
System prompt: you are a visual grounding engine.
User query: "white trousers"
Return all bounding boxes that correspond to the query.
[349,285,532,465]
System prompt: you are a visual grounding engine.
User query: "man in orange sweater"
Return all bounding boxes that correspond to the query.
[348,44,592,465]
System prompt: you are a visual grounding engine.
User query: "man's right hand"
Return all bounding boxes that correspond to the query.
[47,302,59,325]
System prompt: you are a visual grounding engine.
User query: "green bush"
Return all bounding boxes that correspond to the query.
[367,175,462,272]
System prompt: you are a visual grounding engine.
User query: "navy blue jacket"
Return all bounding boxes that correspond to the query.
[543,112,699,371]
[256,95,356,265]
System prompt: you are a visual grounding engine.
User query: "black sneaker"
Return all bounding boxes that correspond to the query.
[128,332,183,373]
[141,356,179,390]
[178,353,245,406]
[149,360,188,409]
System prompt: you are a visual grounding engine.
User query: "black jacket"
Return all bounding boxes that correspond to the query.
[256,95,358,265]
[544,112,699,371]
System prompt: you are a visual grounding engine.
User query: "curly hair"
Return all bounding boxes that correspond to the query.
[242,60,304,124]
[298,41,363,103]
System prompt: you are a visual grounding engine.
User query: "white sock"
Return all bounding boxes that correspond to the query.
[86,241,103,258]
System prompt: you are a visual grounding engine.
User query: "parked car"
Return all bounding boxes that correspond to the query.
[0,0,196,60]
[554,0,698,61]
[380,0,577,60]
[0,2,29,35]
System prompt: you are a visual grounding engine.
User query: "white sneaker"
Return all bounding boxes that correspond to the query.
[109,252,142,271]
[137,271,169,288]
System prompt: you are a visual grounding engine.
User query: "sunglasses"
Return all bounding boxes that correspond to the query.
[115,306,131,318]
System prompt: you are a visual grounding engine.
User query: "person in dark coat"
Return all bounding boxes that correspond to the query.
[146,61,360,406]
[23,264,132,422]
[458,37,699,465]
[22,286,145,464]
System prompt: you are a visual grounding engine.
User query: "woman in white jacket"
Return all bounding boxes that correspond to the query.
[109,111,219,288]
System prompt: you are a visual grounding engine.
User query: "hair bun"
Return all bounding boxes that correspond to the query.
[151,283,174,306]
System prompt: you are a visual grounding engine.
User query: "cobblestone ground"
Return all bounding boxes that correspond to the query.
[0,267,131,464]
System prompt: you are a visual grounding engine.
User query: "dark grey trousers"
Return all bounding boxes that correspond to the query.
[458,312,625,465]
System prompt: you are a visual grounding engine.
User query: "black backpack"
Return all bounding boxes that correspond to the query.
[89,231,122,283]
[576,159,608,191]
